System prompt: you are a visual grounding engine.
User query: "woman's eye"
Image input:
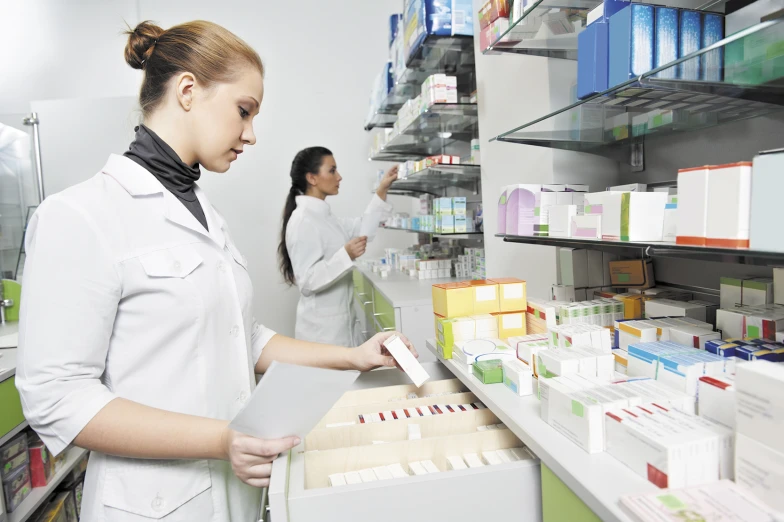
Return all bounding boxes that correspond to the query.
[239,107,250,118]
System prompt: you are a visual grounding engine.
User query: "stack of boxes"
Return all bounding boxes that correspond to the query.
[1,432,31,513]
[415,259,453,280]
[553,248,616,302]
[434,197,470,234]
[397,155,461,180]
[499,184,588,237]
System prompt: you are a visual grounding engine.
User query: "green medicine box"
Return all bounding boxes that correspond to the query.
[472,359,504,384]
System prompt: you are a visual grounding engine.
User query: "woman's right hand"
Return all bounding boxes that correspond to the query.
[222,427,300,487]
[345,236,368,260]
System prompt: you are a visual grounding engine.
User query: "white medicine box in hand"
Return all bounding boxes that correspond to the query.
[382,335,430,387]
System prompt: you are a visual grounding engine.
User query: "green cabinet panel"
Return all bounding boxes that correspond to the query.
[372,288,396,331]
[542,464,601,522]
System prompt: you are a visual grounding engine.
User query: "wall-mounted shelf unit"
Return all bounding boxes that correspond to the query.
[383,226,482,239]
[483,0,600,59]
[496,233,784,265]
[490,20,784,166]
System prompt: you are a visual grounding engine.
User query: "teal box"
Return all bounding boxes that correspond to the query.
[453,197,467,215]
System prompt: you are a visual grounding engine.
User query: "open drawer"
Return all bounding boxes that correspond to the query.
[269,375,542,522]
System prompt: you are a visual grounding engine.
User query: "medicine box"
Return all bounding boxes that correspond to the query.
[742,278,774,306]
[654,7,679,78]
[549,205,577,238]
[436,316,476,355]
[502,358,533,396]
[701,13,724,82]
[608,4,655,88]
[676,165,710,246]
[497,186,510,234]
[644,299,707,322]
[473,359,504,384]
[736,360,784,454]
[734,433,784,513]
[489,277,527,312]
[706,162,752,248]
[560,248,589,288]
[577,19,610,99]
[610,192,668,242]
[571,214,602,239]
[751,149,784,252]
[698,375,735,430]
[506,184,541,236]
[432,282,473,318]
[678,10,702,81]
[493,311,527,339]
[470,280,500,314]
[609,259,655,289]
[383,335,430,387]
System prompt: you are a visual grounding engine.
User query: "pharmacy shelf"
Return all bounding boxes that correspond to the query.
[9,446,88,522]
[425,340,655,522]
[406,34,476,73]
[370,103,479,161]
[496,233,784,265]
[492,19,784,165]
[381,226,482,240]
[392,164,483,194]
[483,0,600,59]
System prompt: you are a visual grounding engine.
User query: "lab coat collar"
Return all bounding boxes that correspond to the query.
[102,154,226,249]
[295,195,331,216]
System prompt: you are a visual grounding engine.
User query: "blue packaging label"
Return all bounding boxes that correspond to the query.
[679,10,703,80]
[654,7,679,78]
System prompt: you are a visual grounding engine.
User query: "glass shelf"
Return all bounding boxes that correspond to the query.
[370,103,479,161]
[492,20,784,164]
[397,164,482,191]
[383,226,483,239]
[406,34,476,73]
[497,233,784,265]
[364,72,431,130]
[483,0,600,59]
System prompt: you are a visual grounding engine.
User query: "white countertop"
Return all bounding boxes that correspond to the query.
[426,340,656,522]
[0,347,16,382]
[356,264,457,308]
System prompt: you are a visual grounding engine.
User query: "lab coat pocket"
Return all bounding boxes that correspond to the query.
[103,458,212,519]
[139,246,203,278]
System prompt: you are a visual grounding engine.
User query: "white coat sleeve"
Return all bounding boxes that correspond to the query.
[250,320,277,366]
[16,197,120,456]
[337,194,394,238]
[287,216,354,297]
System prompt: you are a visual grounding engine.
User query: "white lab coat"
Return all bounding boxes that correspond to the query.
[16,154,276,522]
[286,195,392,347]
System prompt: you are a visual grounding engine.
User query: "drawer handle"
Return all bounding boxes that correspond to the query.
[362,301,373,306]
[373,312,386,317]
[382,326,395,331]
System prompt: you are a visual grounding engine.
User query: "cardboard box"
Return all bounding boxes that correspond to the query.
[602,252,618,286]
[494,311,527,339]
[432,282,473,318]
[706,162,753,248]
[608,4,655,88]
[720,277,748,310]
[644,299,707,322]
[698,375,735,430]
[735,360,784,455]
[618,321,658,351]
[586,250,604,288]
[560,248,589,288]
[609,259,655,289]
[735,433,784,513]
[469,280,500,314]
[552,284,578,302]
[502,358,534,396]
[488,278,527,312]
[676,166,710,246]
[751,150,784,252]
[743,278,774,306]
[668,325,720,349]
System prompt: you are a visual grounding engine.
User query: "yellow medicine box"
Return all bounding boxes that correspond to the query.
[469,280,500,314]
[488,278,527,312]
[492,311,527,339]
[432,282,473,318]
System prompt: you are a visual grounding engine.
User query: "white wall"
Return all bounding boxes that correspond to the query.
[1,0,413,337]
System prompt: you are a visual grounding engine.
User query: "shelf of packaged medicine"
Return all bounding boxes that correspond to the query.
[364,74,431,131]
[405,34,476,73]
[424,340,654,522]
[491,19,784,165]
[369,103,479,161]
[381,226,482,240]
[483,0,601,59]
[9,446,89,522]
[393,164,483,194]
[495,233,784,265]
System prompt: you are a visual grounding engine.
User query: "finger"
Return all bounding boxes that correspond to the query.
[242,435,300,458]
[244,477,270,488]
[261,436,301,456]
[244,462,273,480]
[397,333,419,358]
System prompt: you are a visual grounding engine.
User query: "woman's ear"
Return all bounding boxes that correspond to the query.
[175,72,197,111]
[305,172,317,187]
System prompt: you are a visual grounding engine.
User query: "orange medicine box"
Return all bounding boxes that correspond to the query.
[469,280,500,314]
[488,278,527,312]
[432,282,473,318]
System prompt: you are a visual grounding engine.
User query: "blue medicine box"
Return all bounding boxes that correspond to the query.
[577,20,610,99]
[404,0,473,62]
[389,14,403,48]
[654,7,679,78]
[609,4,655,88]
[601,0,631,21]
[678,10,703,80]
[701,13,724,81]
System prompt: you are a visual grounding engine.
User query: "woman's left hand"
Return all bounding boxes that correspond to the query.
[377,166,399,194]
[350,331,418,372]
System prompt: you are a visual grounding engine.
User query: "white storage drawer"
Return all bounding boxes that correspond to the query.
[269,374,543,522]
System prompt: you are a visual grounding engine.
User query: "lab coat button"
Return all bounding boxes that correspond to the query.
[231,325,239,338]
[239,391,248,402]
[152,496,165,511]
[173,261,182,272]
[218,262,227,273]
